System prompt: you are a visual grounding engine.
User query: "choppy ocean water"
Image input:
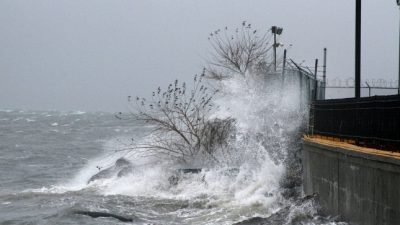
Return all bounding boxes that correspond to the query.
[0,109,348,225]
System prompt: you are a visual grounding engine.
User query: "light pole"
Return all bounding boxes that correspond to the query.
[355,0,361,98]
[397,0,400,94]
[271,26,283,71]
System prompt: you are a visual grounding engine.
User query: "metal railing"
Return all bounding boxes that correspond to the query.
[310,95,400,151]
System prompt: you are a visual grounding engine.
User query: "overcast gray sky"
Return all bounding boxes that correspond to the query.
[0,0,398,112]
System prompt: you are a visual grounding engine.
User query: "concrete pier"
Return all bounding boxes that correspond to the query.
[302,136,400,225]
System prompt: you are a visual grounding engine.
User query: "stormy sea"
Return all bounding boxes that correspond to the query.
[0,77,346,225]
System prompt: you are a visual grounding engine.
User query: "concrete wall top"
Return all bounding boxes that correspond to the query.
[303,136,400,167]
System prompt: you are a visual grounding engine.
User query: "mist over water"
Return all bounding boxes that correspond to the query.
[0,74,345,224]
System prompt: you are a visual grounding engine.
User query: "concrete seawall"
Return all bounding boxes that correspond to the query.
[302,137,400,225]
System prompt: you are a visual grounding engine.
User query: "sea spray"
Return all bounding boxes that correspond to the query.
[89,73,307,221]
[13,72,348,224]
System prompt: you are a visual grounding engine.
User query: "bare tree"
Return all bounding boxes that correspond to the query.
[206,22,274,79]
[117,22,278,164]
[120,70,235,164]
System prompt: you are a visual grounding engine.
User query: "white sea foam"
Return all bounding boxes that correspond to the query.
[95,76,292,194]
[0,109,13,113]
[40,72,318,223]
[71,110,86,115]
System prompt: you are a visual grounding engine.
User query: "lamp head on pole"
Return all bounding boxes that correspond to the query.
[271,26,283,35]
[397,0,400,6]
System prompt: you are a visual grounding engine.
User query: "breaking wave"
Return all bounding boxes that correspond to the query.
[32,73,344,224]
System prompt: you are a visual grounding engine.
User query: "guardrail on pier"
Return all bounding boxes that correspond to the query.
[309,95,400,151]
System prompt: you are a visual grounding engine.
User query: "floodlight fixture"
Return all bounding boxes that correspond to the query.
[277,27,283,35]
[271,26,283,35]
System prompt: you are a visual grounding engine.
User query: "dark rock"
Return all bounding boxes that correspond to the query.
[88,169,114,183]
[115,158,131,167]
[168,169,202,186]
[233,206,292,225]
[177,168,202,174]
[72,210,133,222]
[234,216,269,225]
[168,168,239,186]
[233,194,318,225]
[168,174,179,186]
[88,158,134,184]
[117,167,133,177]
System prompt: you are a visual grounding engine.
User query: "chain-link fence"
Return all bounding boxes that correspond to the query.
[282,61,400,151]
[310,95,400,151]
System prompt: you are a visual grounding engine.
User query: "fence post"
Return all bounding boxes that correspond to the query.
[365,81,371,97]
[314,59,319,100]
[323,48,327,99]
[309,101,315,135]
[282,49,287,76]
[299,71,304,110]
[281,49,287,86]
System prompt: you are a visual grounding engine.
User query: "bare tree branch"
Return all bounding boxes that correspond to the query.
[206,22,274,79]
[121,71,235,164]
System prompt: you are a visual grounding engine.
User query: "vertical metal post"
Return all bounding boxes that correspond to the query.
[323,48,327,85]
[323,48,327,99]
[282,49,287,76]
[314,59,319,100]
[274,32,277,71]
[299,71,303,110]
[398,5,400,94]
[355,0,362,98]
[366,82,371,97]
[281,49,287,89]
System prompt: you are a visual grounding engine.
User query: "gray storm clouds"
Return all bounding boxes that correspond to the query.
[0,0,398,112]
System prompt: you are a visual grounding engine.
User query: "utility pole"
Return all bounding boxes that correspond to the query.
[355,0,362,98]
[271,26,283,71]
